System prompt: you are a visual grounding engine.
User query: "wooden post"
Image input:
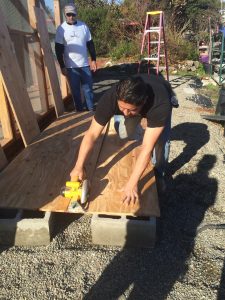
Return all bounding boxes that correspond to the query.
[0,74,13,142]
[35,7,64,117]
[27,0,49,113]
[0,8,40,147]
[0,145,7,171]
[53,0,68,98]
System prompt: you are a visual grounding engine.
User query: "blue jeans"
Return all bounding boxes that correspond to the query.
[114,114,171,177]
[67,66,94,111]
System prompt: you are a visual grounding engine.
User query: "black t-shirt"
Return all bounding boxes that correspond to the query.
[94,75,172,128]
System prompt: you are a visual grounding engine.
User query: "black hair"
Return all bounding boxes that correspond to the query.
[116,76,149,106]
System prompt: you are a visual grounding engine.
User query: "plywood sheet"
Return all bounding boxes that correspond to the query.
[0,113,159,217]
[0,112,94,210]
[86,119,160,217]
[0,8,40,146]
[35,7,64,117]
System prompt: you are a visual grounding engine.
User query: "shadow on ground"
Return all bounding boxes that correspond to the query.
[83,154,218,299]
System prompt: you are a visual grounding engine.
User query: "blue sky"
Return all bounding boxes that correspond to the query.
[44,0,54,11]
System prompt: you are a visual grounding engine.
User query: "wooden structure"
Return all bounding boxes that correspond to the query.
[0,114,159,217]
[0,1,159,219]
[0,0,66,152]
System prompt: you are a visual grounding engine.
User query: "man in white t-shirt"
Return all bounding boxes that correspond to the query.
[55,3,97,111]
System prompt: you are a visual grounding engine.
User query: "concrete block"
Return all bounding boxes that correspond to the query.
[0,209,52,246]
[91,214,156,248]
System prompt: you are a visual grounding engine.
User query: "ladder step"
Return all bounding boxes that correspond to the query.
[150,66,167,70]
[145,29,161,33]
[143,56,165,61]
[149,41,164,44]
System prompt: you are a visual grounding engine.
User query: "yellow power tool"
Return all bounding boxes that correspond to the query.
[61,179,89,211]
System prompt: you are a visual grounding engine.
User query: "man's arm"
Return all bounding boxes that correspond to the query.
[86,40,97,72]
[70,118,104,181]
[55,42,67,76]
[122,126,164,204]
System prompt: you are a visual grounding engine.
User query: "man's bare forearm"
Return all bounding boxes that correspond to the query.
[75,133,96,169]
[128,147,151,186]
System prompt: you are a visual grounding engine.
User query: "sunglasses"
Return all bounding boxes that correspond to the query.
[66,13,76,17]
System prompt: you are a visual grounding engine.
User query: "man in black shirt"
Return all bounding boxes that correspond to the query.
[70,76,176,204]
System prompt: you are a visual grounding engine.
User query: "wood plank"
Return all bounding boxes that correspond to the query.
[0,8,40,147]
[0,74,13,140]
[53,0,68,98]
[0,112,93,210]
[86,119,160,217]
[0,145,7,171]
[28,0,39,29]
[35,7,64,117]
[27,2,49,113]
[31,35,49,113]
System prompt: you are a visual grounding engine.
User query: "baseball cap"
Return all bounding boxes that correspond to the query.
[64,3,77,15]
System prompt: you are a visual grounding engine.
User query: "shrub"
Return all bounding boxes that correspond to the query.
[110,39,140,60]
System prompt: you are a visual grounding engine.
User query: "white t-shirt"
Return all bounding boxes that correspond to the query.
[55,20,92,68]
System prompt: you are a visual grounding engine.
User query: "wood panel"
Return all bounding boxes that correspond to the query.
[28,2,49,113]
[0,8,40,147]
[0,145,7,171]
[86,119,160,217]
[53,0,68,98]
[0,112,94,210]
[0,74,13,141]
[35,7,64,117]
[0,113,159,217]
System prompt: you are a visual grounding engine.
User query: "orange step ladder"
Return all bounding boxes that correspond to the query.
[138,11,169,80]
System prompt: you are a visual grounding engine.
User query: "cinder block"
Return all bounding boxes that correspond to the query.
[0,209,52,246]
[91,214,156,248]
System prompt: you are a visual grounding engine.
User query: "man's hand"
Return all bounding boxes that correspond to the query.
[70,166,86,181]
[61,67,68,76]
[90,61,97,72]
[121,182,139,205]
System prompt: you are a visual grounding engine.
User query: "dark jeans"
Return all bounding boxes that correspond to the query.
[67,66,94,111]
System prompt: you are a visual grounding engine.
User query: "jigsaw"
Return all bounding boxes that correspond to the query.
[61,179,89,212]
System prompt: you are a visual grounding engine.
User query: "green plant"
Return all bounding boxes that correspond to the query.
[196,63,206,76]
[110,40,139,60]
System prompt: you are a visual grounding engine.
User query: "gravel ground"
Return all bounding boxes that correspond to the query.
[0,72,225,300]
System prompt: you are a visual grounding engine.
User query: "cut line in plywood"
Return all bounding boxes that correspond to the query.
[0,8,40,147]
